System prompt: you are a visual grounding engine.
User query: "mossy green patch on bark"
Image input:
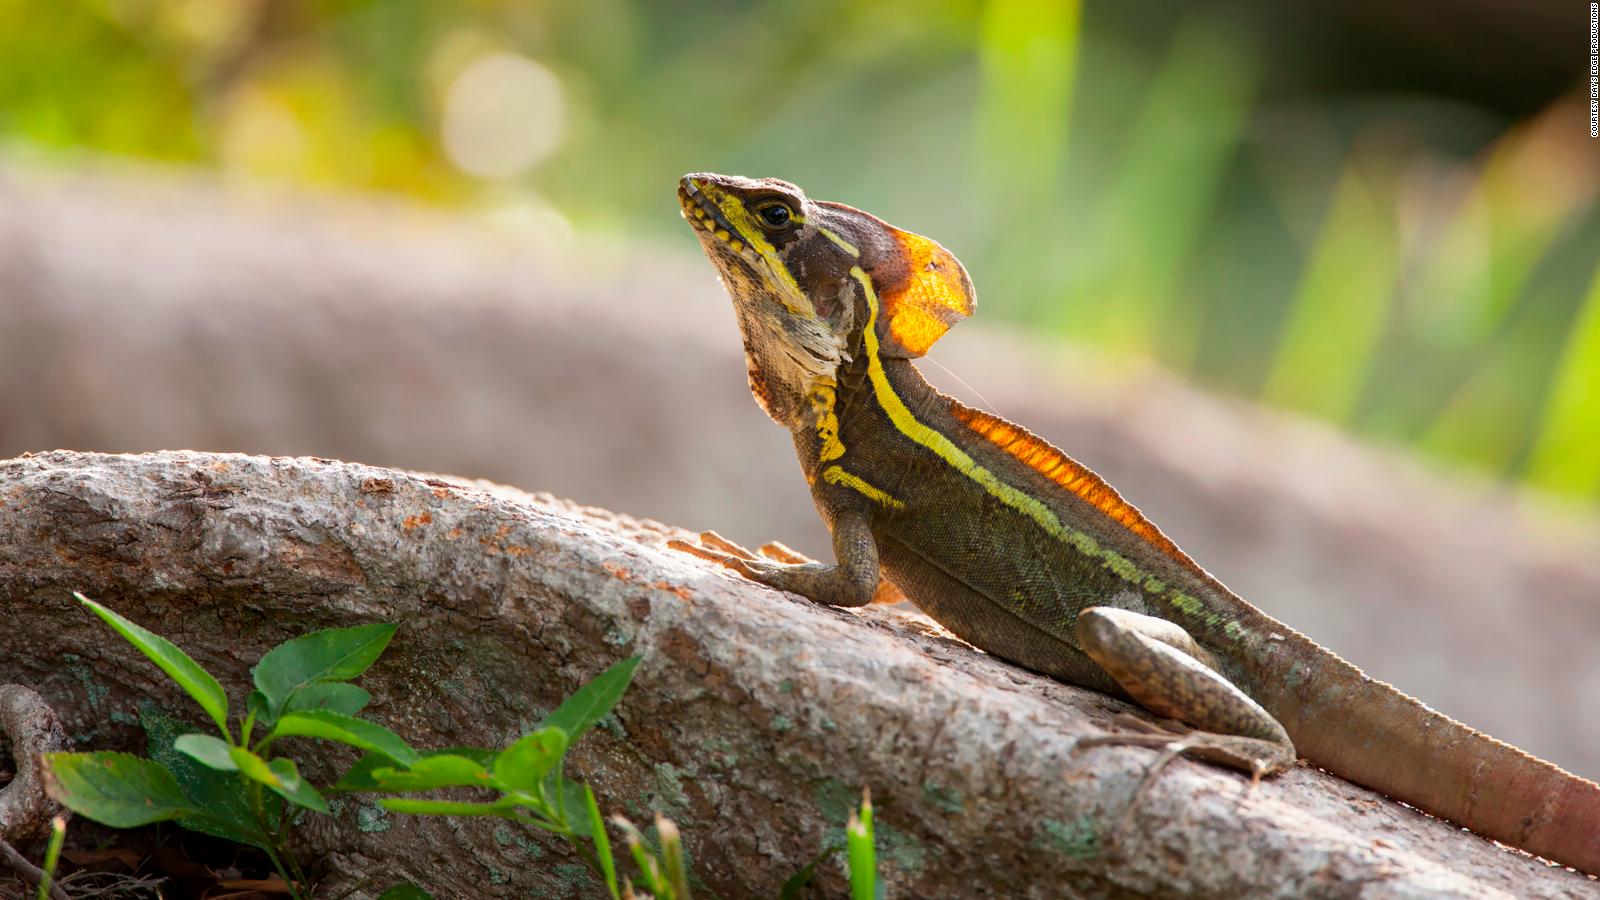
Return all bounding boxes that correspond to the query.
[356,800,392,833]
[922,782,965,814]
[1038,816,1098,858]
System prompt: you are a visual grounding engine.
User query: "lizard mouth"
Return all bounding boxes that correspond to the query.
[678,178,759,264]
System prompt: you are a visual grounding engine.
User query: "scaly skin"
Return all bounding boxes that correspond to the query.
[671,172,1600,875]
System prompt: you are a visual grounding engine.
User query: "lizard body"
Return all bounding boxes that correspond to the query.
[674,172,1600,875]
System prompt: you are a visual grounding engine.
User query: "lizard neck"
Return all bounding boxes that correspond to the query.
[788,342,880,484]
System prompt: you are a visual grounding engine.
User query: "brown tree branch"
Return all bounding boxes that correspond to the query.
[0,685,70,899]
[0,450,1586,898]
[0,831,70,900]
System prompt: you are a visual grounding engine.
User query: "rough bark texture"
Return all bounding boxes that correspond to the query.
[0,685,67,843]
[3,162,1599,789]
[1,451,1594,898]
[0,684,70,900]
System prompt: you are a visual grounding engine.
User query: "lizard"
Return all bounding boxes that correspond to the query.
[668,171,1600,876]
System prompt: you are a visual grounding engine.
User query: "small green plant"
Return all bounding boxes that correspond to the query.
[775,787,879,900]
[845,789,878,900]
[336,654,641,898]
[609,814,692,900]
[47,592,881,899]
[47,593,410,897]
[35,814,65,900]
[45,593,640,899]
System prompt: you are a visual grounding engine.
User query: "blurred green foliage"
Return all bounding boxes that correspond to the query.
[3,0,1597,502]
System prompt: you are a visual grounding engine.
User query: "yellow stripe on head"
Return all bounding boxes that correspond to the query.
[816,226,861,258]
[710,189,816,317]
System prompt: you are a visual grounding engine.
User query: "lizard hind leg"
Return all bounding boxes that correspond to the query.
[1073,606,1296,783]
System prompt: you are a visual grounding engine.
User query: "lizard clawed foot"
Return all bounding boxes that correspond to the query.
[666,530,805,580]
[1076,727,1201,835]
[665,525,915,602]
[1076,720,1285,835]
[755,540,815,564]
[667,530,758,563]
[1086,712,1185,738]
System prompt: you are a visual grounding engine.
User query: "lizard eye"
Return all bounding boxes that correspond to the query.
[755,202,793,230]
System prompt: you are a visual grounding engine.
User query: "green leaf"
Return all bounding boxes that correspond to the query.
[371,754,494,791]
[284,682,371,716]
[552,775,591,836]
[45,751,195,827]
[378,798,508,817]
[433,746,499,768]
[74,593,230,741]
[268,757,329,813]
[584,784,619,899]
[252,623,396,717]
[227,748,329,813]
[144,709,272,847]
[376,884,434,900]
[335,748,497,793]
[269,710,419,767]
[247,690,274,731]
[173,734,237,771]
[228,746,278,787]
[779,845,842,900]
[493,728,568,793]
[239,707,259,748]
[332,751,394,792]
[541,657,640,745]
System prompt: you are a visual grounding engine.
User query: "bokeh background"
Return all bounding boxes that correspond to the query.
[4,1,1600,775]
[7,0,1597,499]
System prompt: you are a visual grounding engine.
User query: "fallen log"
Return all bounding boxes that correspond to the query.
[0,450,1588,897]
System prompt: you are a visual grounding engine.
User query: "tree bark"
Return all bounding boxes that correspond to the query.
[0,450,1588,898]
[0,684,70,900]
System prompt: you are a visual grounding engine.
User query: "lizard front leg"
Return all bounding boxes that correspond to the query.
[1074,606,1296,778]
[668,510,900,607]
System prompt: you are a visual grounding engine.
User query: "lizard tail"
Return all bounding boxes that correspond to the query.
[1261,629,1600,875]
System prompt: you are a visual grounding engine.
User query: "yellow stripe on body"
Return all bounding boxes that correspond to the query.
[846,267,1226,630]
[809,380,846,463]
[822,465,905,509]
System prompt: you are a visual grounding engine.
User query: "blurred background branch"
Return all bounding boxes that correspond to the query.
[3,0,1593,502]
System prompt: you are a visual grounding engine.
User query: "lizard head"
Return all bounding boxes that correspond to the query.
[679,172,974,428]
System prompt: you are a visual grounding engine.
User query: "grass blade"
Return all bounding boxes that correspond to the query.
[846,789,876,900]
[584,784,620,899]
[1261,162,1398,422]
[1527,260,1600,497]
[36,815,65,900]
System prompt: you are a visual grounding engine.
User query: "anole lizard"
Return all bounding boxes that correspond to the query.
[669,172,1600,875]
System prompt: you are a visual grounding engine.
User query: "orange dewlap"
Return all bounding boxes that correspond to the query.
[879,230,975,358]
[948,401,1205,576]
